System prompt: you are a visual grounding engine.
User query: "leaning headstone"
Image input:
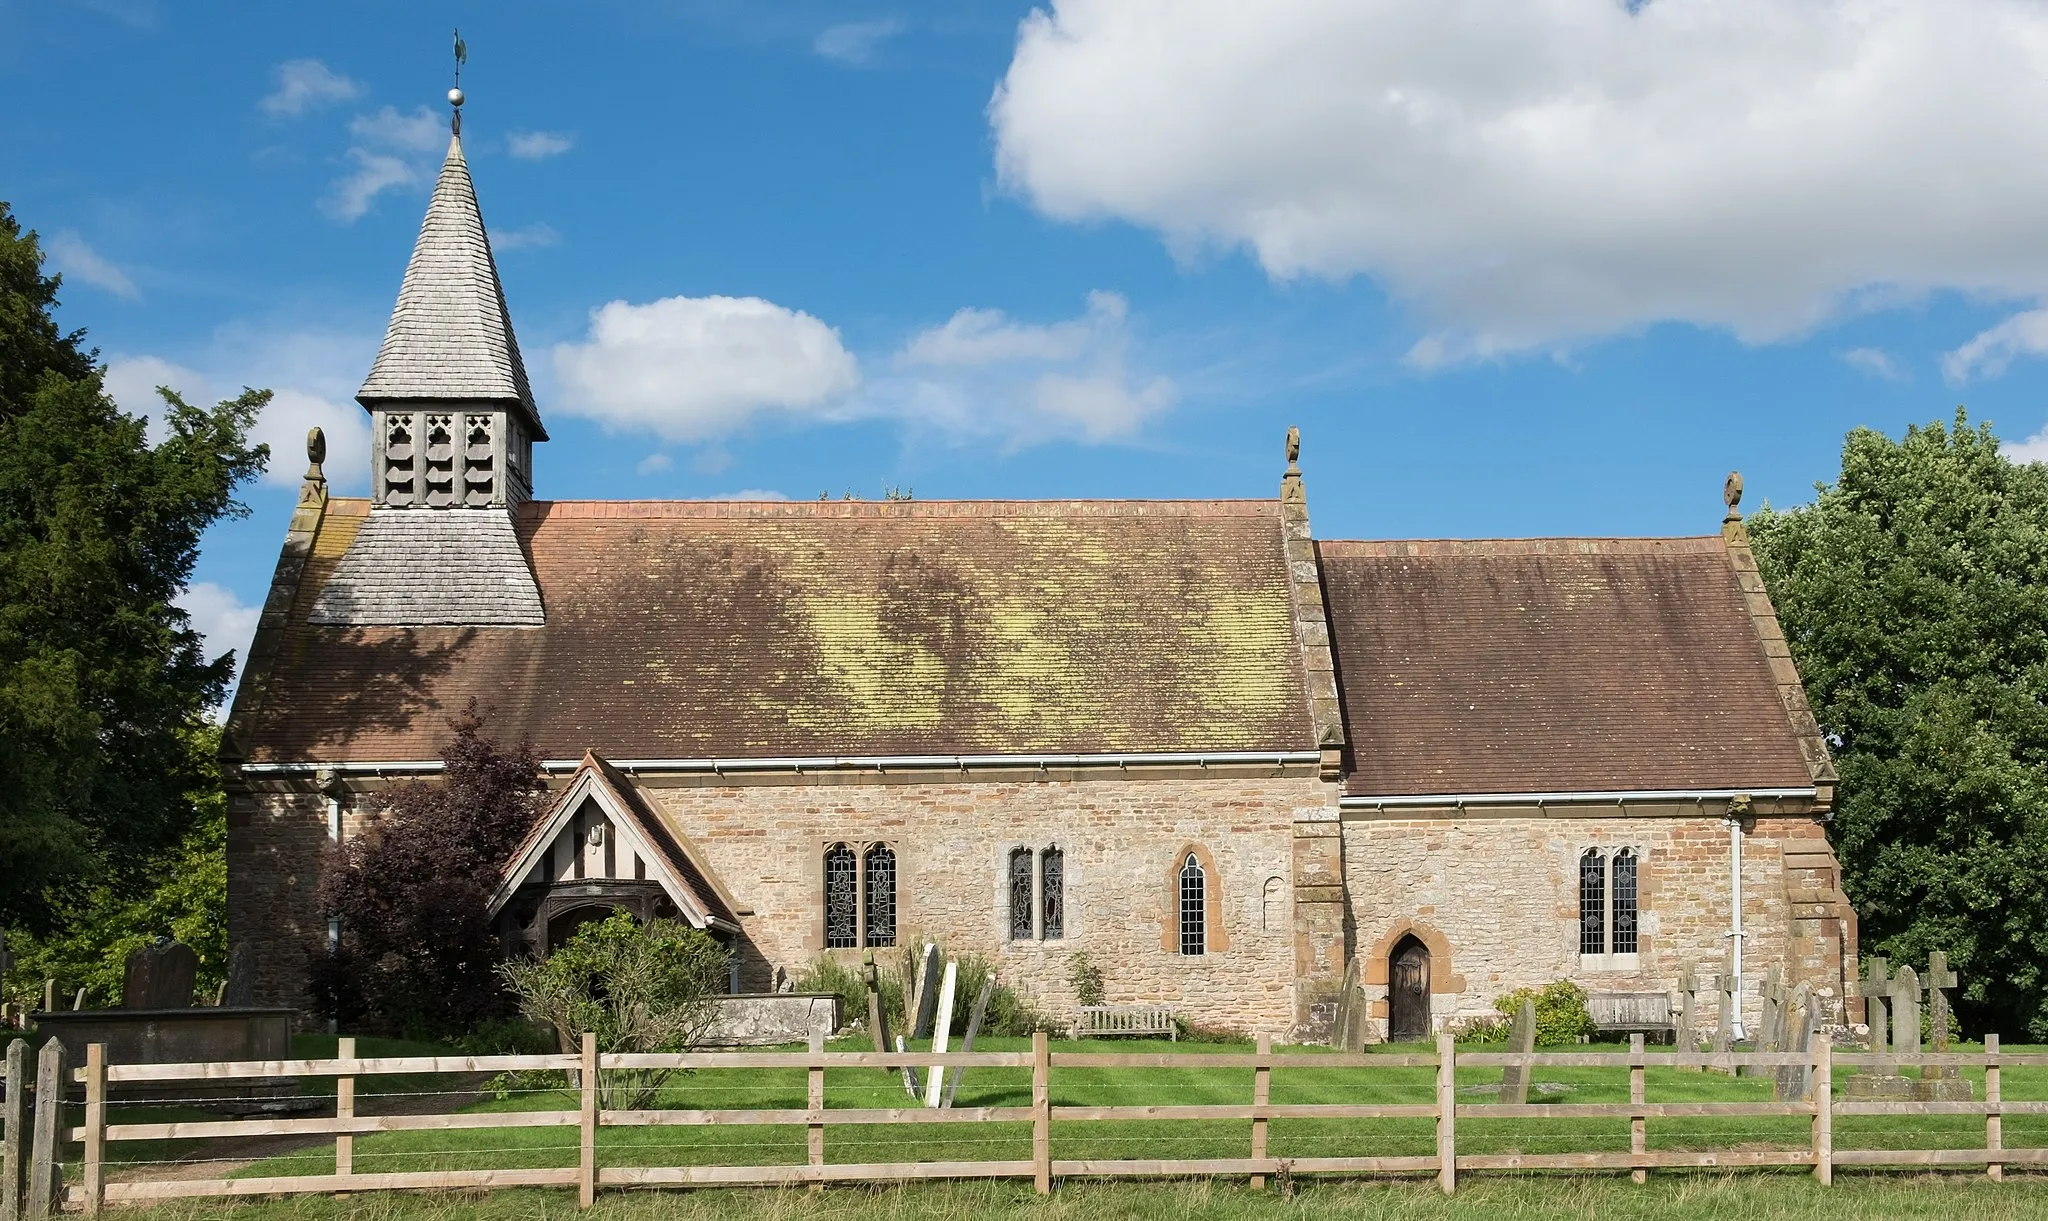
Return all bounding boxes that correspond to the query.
[1674,963,1698,1066]
[910,944,943,1039]
[1744,965,1786,1078]
[1775,983,1813,1101]
[1707,958,1735,1072]
[1332,958,1363,1052]
[1499,998,1536,1105]
[222,942,257,1008]
[122,938,198,1009]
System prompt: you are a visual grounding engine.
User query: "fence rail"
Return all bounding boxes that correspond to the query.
[3,1030,2044,1213]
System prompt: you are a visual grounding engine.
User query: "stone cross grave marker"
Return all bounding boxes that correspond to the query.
[122,938,197,1009]
[1744,965,1787,1078]
[1862,956,1893,1061]
[1927,951,1960,1081]
[1499,998,1536,1105]
[1674,962,1697,1055]
[1708,949,1735,1069]
[910,944,943,1040]
[1889,965,1923,1070]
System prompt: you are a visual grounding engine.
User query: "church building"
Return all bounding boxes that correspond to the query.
[222,100,1855,1042]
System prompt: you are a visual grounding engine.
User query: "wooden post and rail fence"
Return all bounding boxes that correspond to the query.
[6,1031,2048,1212]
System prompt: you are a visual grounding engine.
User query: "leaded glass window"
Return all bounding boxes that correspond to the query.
[1611,848,1639,955]
[863,843,896,948]
[1041,846,1064,940]
[1008,847,1034,940]
[824,843,857,949]
[1579,849,1606,955]
[1179,853,1206,956]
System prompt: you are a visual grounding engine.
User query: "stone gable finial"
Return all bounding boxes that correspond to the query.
[1723,470,1743,522]
[1286,426,1301,475]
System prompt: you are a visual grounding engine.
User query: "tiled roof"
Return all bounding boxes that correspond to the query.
[307,507,544,627]
[1318,536,1815,798]
[242,497,1313,762]
[357,134,543,435]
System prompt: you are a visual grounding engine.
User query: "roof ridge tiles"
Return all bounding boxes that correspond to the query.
[1317,536,1724,556]
[515,498,1282,520]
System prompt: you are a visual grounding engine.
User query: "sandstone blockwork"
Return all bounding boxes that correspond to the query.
[231,770,1850,1042]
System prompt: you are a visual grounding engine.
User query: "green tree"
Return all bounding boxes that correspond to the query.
[1749,410,2048,1038]
[0,202,268,932]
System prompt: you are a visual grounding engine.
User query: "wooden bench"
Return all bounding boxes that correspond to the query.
[1589,991,1674,1039]
[1074,1006,1178,1040]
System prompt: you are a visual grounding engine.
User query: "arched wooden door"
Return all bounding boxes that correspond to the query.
[1388,934,1432,1041]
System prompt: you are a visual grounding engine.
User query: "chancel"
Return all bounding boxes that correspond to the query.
[221,86,1857,1043]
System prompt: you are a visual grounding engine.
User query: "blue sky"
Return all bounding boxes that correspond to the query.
[9,0,2048,680]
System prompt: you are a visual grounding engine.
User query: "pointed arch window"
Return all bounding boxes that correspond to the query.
[863,843,896,948]
[1579,846,1643,963]
[824,843,858,949]
[1040,846,1064,940]
[1179,853,1206,956]
[1008,848,1034,940]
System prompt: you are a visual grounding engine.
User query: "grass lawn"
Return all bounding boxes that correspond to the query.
[99,1173,2048,1220]
[87,1036,2048,1214]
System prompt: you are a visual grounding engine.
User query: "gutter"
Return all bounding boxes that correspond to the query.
[1338,787,1816,810]
[238,750,1325,779]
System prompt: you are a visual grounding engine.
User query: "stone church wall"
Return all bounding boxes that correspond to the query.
[1340,810,1843,1038]
[649,771,1327,1038]
[225,787,333,1014]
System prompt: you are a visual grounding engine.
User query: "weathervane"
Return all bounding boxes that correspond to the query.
[449,28,468,135]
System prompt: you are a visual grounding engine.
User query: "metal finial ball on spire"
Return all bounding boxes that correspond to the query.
[448,87,465,108]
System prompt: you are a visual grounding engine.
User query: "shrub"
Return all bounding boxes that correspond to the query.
[1067,952,1106,1007]
[951,953,1056,1037]
[500,912,730,1108]
[790,953,904,1036]
[1453,1016,1510,1044]
[1493,980,1597,1046]
[310,704,545,1037]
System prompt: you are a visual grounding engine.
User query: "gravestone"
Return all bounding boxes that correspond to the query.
[122,938,197,1009]
[1499,998,1536,1105]
[1707,955,1735,1071]
[222,942,257,1008]
[1744,965,1786,1078]
[1775,982,1814,1101]
[1674,963,1698,1065]
[910,944,943,1039]
[1332,958,1364,1052]
[1861,956,1892,1056]
[1890,965,1922,1060]
[1918,952,1973,1100]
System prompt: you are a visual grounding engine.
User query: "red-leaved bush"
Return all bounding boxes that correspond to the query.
[309,703,545,1036]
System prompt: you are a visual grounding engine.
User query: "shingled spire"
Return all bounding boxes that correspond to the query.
[312,87,545,628]
[358,90,545,510]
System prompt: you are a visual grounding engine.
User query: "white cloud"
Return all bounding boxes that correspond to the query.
[494,222,560,251]
[636,453,674,476]
[887,291,1172,443]
[260,58,359,116]
[105,326,375,490]
[1842,347,1904,381]
[507,131,574,159]
[992,0,2048,361]
[2003,426,2048,465]
[177,581,260,667]
[815,19,903,65]
[1944,307,2048,384]
[553,295,861,441]
[47,232,139,300]
[324,106,444,222]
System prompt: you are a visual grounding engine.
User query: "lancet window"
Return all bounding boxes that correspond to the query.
[1009,848,1034,940]
[1179,853,1206,956]
[1040,846,1064,940]
[1005,845,1067,941]
[863,843,896,948]
[824,843,858,949]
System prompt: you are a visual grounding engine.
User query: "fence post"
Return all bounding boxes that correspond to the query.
[1250,1033,1271,1189]
[1811,1033,1831,1185]
[80,1044,102,1218]
[1031,1031,1050,1196]
[1435,1030,1456,1195]
[1986,1033,2002,1183]
[25,1039,62,1221]
[806,1026,825,1184]
[3,1039,27,1221]
[335,1037,355,1182]
[578,1032,597,1209]
[1629,1033,1646,1185]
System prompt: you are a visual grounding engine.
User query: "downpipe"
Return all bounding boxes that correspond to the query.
[1726,798,1751,1042]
